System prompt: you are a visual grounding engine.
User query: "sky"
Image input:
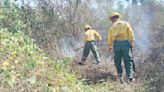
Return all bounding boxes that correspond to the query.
[14,0,36,7]
[90,0,136,10]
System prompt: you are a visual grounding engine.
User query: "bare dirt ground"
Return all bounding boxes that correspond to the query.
[69,48,139,84]
[71,59,117,83]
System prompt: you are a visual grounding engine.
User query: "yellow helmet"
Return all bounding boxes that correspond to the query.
[109,12,121,18]
[84,25,92,29]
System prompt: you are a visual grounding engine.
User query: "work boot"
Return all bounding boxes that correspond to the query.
[130,78,135,82]
[126,77,134,84]
[119,77,124,84]
[78,61,86,65]
[117,76,123,84]
[93,62,99,65]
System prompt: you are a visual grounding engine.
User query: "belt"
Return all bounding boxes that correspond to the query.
[114,40,129,42]
[86,40,95,42]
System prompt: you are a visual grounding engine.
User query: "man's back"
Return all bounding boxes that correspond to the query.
[108,20,135,47]
[84,29,101,42]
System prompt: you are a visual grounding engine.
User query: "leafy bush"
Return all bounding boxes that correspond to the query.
[0,29,80,91]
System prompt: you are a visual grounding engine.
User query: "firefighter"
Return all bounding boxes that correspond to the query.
[108,12,135,83]
[78,25,102,65]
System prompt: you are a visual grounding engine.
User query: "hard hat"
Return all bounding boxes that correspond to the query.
[84,25,92,29]
[109,12,121,18]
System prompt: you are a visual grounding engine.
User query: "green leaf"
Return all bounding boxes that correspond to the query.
[24,59,37,70]
[0,15,6,19]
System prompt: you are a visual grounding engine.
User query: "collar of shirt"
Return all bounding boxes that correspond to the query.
[113,19,121,25]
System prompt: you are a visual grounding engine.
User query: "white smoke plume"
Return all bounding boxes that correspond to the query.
[59,36,84,57]
[128,5,153,52]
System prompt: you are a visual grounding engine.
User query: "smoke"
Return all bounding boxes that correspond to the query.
[59,36,84,57]
[128,5,153,52]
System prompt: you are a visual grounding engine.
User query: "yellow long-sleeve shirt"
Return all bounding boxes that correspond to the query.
[84,29,102,42]
[108,20,135,48]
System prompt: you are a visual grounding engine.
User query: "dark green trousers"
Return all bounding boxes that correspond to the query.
[82,41,100,64]
[114,40,134,79]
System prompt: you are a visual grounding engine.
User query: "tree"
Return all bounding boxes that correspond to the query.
[132,0,138,5]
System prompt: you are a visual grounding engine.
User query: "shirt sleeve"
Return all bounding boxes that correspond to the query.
[127,23,135,42]
[108,28,113,48]
[94,30,102,41]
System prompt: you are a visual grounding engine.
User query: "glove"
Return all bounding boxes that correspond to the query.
[109,47,113,53]
[131,42,135,48]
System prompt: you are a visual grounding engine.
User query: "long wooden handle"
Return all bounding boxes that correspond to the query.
[73,46,84,51]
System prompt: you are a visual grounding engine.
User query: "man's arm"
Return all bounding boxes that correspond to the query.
[94,30,102,41]
[108,28,113,52]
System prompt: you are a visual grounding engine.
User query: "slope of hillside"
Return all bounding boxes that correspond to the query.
[0,29,148,92]
[0,29,80,92]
